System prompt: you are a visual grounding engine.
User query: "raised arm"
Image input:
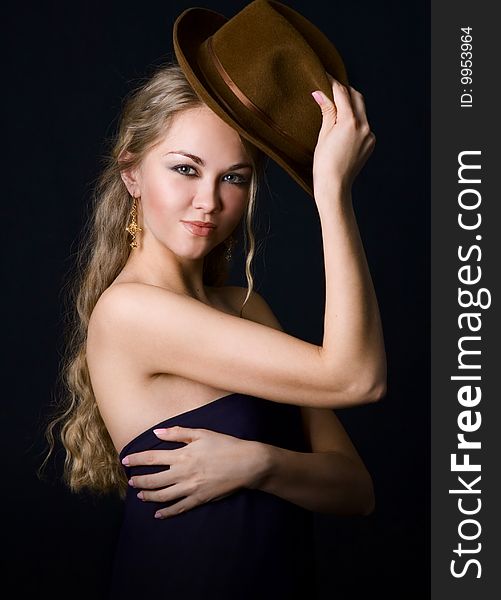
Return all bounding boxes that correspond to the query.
[311,74,386,404]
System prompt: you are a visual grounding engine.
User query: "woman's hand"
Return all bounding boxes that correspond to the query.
[311,73,376,200]
[123,426,269,519]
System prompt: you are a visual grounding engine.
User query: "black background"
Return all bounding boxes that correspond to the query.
[5,1,429,598]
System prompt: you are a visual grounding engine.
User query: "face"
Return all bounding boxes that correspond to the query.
[126,105,253,260]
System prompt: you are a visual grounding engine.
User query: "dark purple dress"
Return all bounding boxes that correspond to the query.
[108,392,316,599]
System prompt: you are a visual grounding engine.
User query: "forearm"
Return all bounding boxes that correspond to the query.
[317,186,387,402]
[248,440,375,516]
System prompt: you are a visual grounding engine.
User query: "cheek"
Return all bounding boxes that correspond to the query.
[141,199,186,250]
[222,190,249,225]
[142,176,187,227]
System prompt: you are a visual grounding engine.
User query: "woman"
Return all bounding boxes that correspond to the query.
[40,3,385,598]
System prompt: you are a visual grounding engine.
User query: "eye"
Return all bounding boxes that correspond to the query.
[172,164,198,176]
[171,165,248,185]
[223,173,248,186]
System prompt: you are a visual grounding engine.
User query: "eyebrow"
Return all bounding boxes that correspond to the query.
[164,150,253,171]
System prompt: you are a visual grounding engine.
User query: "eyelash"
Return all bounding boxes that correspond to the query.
[171,164,248,186]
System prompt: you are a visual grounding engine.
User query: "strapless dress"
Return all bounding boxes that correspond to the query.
[108,392,316,599]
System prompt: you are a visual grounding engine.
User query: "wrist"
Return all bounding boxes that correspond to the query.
[314,182,353,212]
[316,192,355,223]
[244,441,275,490]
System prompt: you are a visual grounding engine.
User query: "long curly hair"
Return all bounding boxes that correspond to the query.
[38,60,265,501]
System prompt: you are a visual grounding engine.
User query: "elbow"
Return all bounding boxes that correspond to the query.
[364,358,388,403]
[358,354,388,404]
[367,379,387,403]
[319,378,387,409]
[319,361,387,408]
[346,377,387,406]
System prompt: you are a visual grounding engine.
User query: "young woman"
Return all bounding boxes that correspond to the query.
[41,50,384,598]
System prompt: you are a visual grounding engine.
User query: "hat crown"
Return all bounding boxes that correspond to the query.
[198,0,330,158]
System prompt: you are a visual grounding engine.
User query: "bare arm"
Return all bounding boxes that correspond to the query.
[88,77,386,410]
[248,444,374,516]
[317,192,387,403]
[311,74,386,401]
[90,283,368,409]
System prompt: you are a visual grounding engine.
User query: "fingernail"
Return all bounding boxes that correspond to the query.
[128,478,134,487]
[154,512,163,519]
[121,456,130,466]
[137,491,144,500]
[311,90,324,105]
[153,428,168,435]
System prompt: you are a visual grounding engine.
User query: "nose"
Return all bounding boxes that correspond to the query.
[193,177,222,212]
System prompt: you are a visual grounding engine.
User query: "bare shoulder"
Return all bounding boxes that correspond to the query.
[90,283,281,331]
[90,281,183,324]
[87,282,170,366]
[89,282,153,334]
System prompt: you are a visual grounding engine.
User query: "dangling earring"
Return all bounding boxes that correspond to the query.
[224,235,236,261]
[125,195,142,249]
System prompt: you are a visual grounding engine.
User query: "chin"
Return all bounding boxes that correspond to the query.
[173,243,215,261]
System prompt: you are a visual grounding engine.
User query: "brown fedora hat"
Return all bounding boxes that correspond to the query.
[173,0,349,198]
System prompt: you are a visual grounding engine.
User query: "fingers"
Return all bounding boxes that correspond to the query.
[311,90,338,125]
[121,426,203,469]
[129,468,175,490]
[348,86,371,130]
[313,73,372,134]
[153,425,198,443]
[139,481,188,506]
[350,86,376,146]
[312,73,350,123]
[122,447,182,467]
[154,496,197,519]
[326,72,352,121]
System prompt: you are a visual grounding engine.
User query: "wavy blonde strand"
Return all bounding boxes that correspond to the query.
[37,60,264,499]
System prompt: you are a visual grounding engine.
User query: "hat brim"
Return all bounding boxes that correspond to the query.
[173,6,315,198]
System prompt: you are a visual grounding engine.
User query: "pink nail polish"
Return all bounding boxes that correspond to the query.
[153,428,168,435]
[154,512,163,519]
[311,90,324,105]
[137,491,144,500]
[121,456,130,466]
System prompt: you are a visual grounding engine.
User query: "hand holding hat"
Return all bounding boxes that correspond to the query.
[311,73,376,200]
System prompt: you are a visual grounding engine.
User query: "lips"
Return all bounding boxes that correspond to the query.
[181,221,217,237]
[182,220,216,228]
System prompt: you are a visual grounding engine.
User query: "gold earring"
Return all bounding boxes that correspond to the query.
[224,235,236,261]
[125,195,142,249]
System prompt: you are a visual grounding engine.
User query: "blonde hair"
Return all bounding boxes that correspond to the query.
[38,60,265,500]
